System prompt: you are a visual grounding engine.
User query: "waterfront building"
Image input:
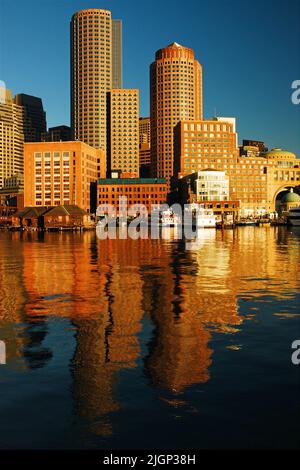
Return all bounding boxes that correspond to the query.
[0,89,24,189]
[150,42,203,182]
[24,141,106,212]
[230,156,269,216]
[71,8,113,152]
[12,205,93,229]
[108,89,139,177]
[97,177,168,214]
[41,125,71,142]
[231,150,300,216]
[174,118,239,178]
[178,170,239,220]
[112,19,123,89]
[193,170,229,201]
[14,94,46,142]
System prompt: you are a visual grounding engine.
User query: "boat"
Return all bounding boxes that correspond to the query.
[184,204,216,228]
[236,219,259,226]
[216,221,235,229]
[160,209,181,227]
[287,206,300,226]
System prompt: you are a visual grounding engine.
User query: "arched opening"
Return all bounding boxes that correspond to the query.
[275,186,300,212]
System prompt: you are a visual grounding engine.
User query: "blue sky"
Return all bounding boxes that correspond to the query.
[0,0,299,153]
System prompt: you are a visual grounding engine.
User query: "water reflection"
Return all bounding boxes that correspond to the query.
[0,227,299,444]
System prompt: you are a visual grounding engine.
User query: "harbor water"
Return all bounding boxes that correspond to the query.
[0,227,299,449]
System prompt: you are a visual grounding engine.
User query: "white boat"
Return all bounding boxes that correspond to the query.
[160,209,181,227]
[287,206,300,226]
[184,204,216,228]
[196,208,216,228]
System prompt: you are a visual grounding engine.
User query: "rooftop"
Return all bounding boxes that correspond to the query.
[97,178,167,185]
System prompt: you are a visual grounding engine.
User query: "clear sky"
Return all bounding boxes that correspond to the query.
[0,0,299,153]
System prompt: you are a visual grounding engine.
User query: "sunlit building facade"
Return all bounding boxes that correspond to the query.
[150,42,203,182]
[24,141,106,212]
[108,89,139,177]
[174,118,239,178]
[0,89,24,189]
[71,8,112,152]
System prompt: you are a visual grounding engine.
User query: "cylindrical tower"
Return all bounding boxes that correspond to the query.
[150,42,203,182]
[71,9,112,153]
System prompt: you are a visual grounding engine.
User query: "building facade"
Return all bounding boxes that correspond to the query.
[41,125,72,142]
[71,8,113,152]
[139,117,151,177]
[150,42,203,182]
[0,89,24,189]
[97,178,168,214]
[14,94,46,142]
[24,141,106,212]
[174,118,239,178]
[108,89,139,177]
[175,118,300,216]
[194,170,229,201]
[112,19,122,89]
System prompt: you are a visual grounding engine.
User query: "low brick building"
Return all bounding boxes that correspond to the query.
[12,205,92,230]
[97,178,168,215]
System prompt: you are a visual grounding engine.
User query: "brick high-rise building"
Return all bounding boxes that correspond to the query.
[24,141,106,212]
[174,118,239,178]
[108,89,139,177]
[150,42,203,182]
[71,9,113,153]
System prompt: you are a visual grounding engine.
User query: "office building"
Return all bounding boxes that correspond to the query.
[14,93,46,142]
[108,89,139,177]
[41,125,72,142]
[139,117,151,177]
[0,89,24,189]
[24,141,106,212]
[97,177,168,214]
[112,20,122,89]
[150,42,203,181]
[174,118,239,178]
[71,8,112,152]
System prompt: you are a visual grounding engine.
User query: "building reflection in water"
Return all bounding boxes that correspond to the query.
[0,227,299,436]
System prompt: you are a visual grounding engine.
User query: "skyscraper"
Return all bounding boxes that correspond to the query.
[139,117,151,177]
[14,94,46,142]
[112,20,123,89]
[108,89,139,177]
[0,89,24,189]
[71,9,113,153]
[150,42,203,182]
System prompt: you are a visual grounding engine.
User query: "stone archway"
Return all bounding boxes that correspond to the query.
[270,183,300,212]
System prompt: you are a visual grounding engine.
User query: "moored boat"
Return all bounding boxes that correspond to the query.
[287,206,300,226]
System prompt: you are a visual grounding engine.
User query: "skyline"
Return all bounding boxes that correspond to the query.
[0,0,300,154]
